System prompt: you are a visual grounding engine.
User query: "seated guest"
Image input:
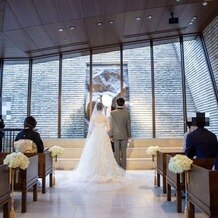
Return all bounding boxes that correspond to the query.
[185,112,218,159]
[215,151,218,170]
[182,120,197,152]
[15,116,44,153]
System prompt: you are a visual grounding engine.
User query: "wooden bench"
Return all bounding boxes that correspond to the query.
[0,164,10,218]
[156,150,183,194]
[0,154,38,213]
[166,154,186,213]
[187,159,217,218]
[24,151,53,194]
[166,156,216,214]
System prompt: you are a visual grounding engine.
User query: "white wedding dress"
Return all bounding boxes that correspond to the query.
[60,110,131,191]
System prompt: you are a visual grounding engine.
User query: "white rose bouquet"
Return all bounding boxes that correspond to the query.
[4,152,30,216]
[146,146,160,156]
[50,145,65,157]
[168,154,193,174]
[4,152,29,170]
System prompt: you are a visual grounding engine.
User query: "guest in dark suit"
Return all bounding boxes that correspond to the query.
[185,112,218,159]
[15,116,44,153]
[215,151,218,170]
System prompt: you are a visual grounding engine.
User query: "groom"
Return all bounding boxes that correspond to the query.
[110,97,131,170]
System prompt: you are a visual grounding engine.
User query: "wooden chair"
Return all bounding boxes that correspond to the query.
[1,151,53,194]
[166,155,216,214]
[12,139,53,193]
[0,164,10,218]
[166,154,185,213]
[156,150,183,194]
[187,159,218,218]
[24,151,53,194]
[0,154,38,213]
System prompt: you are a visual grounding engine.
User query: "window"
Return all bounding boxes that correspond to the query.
[62,55,89,138]
[123,46,152,137]
[31,60,59,138]
[154,43,183,137]
[2,61,29,128]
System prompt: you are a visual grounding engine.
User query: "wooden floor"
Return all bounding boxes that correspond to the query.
[0,170,207,218]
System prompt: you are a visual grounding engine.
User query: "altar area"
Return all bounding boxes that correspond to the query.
[43,138,183,170]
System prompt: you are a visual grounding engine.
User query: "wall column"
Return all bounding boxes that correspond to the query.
[150,40,156,138]
[27,58,33,116]
[180,36,187,133]
[120,44,124,96]
[58,53,62,138]
[89,49,93,118]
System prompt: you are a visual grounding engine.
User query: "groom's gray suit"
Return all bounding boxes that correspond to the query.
[110,107,131,170]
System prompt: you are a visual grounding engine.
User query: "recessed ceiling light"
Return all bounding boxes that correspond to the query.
[193,16,197,20]
[189,22,193,25]
[58,28,64,32]
[69,26,75,30]
[203,1,208,6]
[108,20,114,24]
[147,15,152,19]
[135,17,141,21]
[97,22,103,26]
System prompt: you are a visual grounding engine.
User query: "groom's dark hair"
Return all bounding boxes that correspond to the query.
[116,98,125,106]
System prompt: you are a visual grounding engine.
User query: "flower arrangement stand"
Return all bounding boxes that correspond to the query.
[156,150,184,194]
[166,154,186,213]
[0,153,39,213]
[14,155,38,213]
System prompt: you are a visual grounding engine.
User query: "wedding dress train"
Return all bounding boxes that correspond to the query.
[60,110,131,191]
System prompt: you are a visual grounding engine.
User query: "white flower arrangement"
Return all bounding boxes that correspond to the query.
[3,152,30,170]
[146,146,160,156]
[49,145,65,157]
[168,154,193,174]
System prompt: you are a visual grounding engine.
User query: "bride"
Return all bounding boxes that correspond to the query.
[65,102,131,186]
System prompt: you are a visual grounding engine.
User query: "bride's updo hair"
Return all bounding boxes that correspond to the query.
[96,102,104,111]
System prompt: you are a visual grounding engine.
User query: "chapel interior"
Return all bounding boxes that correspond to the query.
[0,0,218,217]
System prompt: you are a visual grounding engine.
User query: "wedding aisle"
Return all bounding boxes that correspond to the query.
[9,171,206,218]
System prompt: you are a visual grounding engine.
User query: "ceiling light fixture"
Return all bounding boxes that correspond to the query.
[203,1,208,6]
[189,16,197,25]
[191,16,197,22]
[69,26,75,30]
[135,17,141,21]
[108,20,114,24]
[97,22,103,26]
[58,28,64,32]
[147,15,152,19]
